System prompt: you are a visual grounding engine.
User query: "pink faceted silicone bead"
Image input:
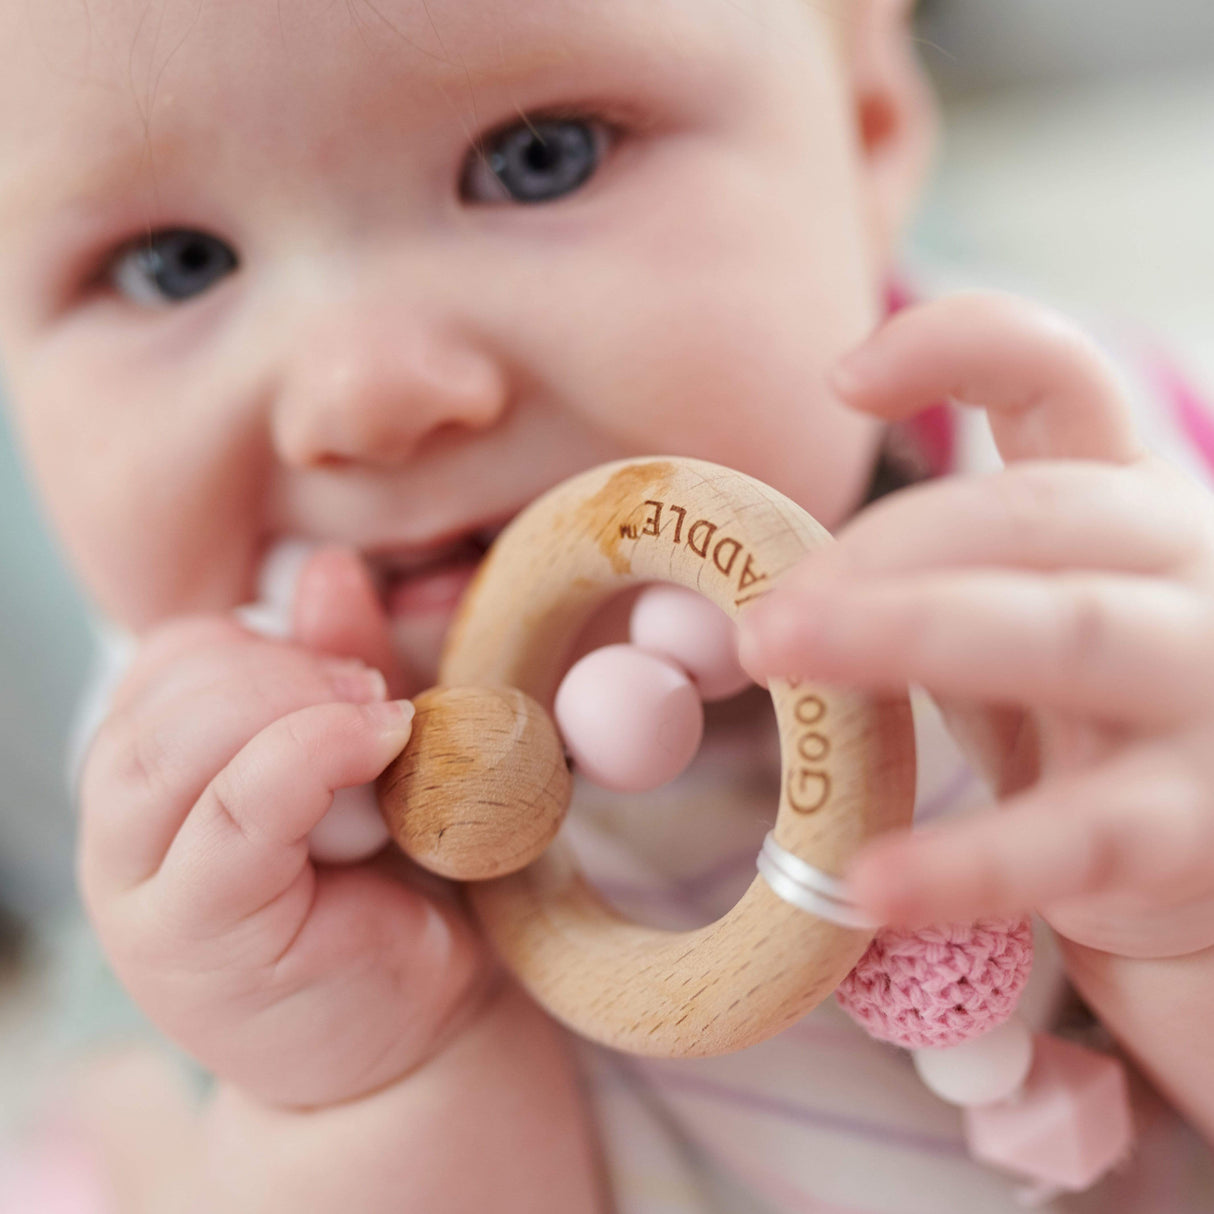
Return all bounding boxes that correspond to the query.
[555,644,704,793]
[630,585,753,701]
[964,1033,1133,1193]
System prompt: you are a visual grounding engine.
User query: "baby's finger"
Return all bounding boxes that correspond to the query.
[740,570,1214,727]
[80,641,388,893]
[846,740,1210,930]
[152,700,414,933]
[107,616,251,715]
[832,293,1144,464]
[293,546,410,697]
[798,458,1202,583]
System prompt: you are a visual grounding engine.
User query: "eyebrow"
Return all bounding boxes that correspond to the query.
[0,122,181,232]
[0,46,563,227]
[0,0,728,228]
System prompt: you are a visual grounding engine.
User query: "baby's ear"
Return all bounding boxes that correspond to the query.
[840,0,938,261]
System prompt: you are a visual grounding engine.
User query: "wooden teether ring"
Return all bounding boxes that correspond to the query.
[383,457,917,1058]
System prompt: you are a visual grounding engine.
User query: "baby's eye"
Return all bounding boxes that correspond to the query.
[462,117,611,206]
[110,229,238,307]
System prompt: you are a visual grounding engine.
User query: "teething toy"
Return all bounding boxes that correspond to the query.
[372,455,1132,1193]
[378,456,918,1056]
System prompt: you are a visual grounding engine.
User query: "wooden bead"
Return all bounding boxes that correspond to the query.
[377,686,572,882]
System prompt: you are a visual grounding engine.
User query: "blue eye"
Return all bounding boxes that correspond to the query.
[110,229,238,306]
[463,118,609,205]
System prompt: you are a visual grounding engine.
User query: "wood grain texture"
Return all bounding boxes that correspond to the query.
[378,686,571,881]
[437,457,917,1057]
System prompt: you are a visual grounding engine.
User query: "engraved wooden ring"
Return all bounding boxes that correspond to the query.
[436,457,916,1057]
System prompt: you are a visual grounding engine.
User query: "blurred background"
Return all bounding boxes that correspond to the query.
[915,0,1214,369]
[0,0,1212,1120]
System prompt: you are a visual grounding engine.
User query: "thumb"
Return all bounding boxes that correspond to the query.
[293,546,412,697]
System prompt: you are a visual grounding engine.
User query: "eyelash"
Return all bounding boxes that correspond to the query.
[470,103,629,161]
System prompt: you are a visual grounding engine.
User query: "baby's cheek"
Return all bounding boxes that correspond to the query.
[7,388,153,624]
[9,359,262,629]
[582,318,875,526]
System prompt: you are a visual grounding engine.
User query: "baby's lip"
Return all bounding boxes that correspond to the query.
[361,511,515,580]
[248,511,519,634]
[382,559,481,617]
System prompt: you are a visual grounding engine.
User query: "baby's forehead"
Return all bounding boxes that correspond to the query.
[0,0,731,127]
[0,0,809,101]
[0,0,821,227]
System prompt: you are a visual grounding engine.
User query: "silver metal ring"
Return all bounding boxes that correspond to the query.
[757,832,879,931]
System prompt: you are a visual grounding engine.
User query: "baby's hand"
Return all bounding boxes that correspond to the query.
[740,293,1214,962]
[77,606,488,1108]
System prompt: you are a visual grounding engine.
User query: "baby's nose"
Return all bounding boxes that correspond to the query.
[272,308,510,469]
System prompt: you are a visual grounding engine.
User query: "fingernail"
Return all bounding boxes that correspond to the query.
[326,660,388,703]
[738,600,822,679]
[847,847,922,927]
[829,346,878,398]
[364,699,416,742]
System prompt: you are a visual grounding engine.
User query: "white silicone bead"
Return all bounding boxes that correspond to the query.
[555,644,704,793]
[309,784,392,864]
[234,602,291,640]
[236,538,319,639]
[258,538,320,614]
[912,1016,1035,1108]
[629,585,752,702]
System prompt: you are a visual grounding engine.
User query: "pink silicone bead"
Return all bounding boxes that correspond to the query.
[629,585,752,701]
[963,1033,1134,1193]
[555,644,704,793]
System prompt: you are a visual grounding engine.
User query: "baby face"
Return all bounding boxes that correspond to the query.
[0,0,889,678]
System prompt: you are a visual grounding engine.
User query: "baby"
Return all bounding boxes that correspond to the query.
[2,0,1214,1210]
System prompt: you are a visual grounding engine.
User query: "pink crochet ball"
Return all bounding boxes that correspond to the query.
[835,918,1034,1050]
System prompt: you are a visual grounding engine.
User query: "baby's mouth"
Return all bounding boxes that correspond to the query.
[370,521,509,620]
[366,519,514,687]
